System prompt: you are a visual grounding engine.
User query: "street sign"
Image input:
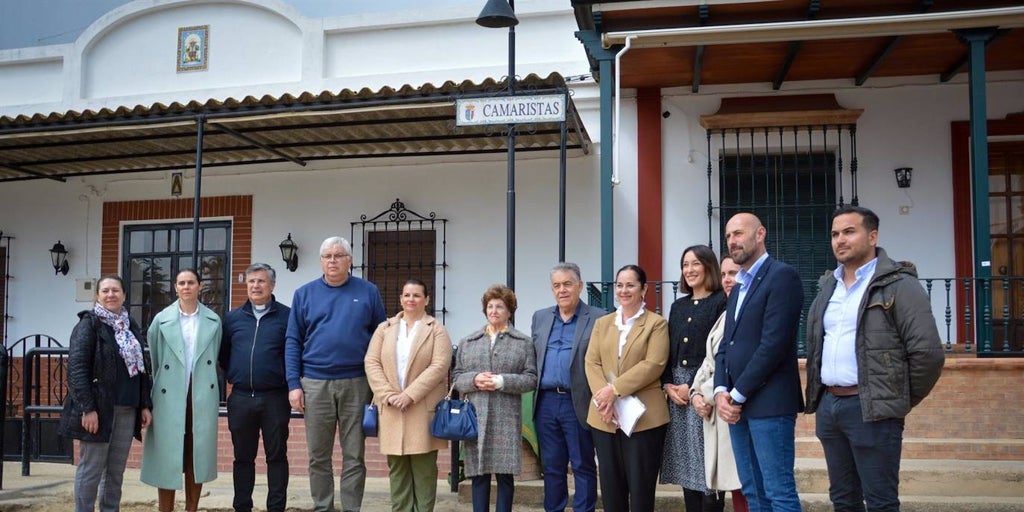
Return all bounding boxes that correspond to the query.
[456,94,566,126]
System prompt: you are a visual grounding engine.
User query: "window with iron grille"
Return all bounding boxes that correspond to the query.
[707,123,859,354]
[365,229,438,318]
[718,151,838,283]
[351,199,448,322]
[122,221,231,331]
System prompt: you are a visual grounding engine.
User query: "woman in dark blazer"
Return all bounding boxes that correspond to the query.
[60,274,152,512]
[140,268,223,512]
[660,245,726,512]
[585,264,670,511]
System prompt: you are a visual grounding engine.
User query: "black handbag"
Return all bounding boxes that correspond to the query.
[362,403,378,437]
[430,382,478,441]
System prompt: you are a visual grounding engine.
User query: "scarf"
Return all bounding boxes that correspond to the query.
[93,303,146,377]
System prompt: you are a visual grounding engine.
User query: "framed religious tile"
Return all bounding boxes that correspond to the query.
[177,25,209,72]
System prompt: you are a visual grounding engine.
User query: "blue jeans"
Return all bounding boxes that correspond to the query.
[729,414,801,512]
[535,390,598,512]
[816,393,904,512]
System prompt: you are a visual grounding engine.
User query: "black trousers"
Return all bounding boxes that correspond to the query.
[226,389,291,512]
[592,425,667,512]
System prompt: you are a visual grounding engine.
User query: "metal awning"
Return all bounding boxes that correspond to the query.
[0,73,590,182]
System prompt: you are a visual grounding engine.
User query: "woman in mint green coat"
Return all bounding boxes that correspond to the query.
[140,269,222,512]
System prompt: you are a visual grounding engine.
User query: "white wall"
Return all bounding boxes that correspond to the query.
[652,75,1024,341]
[82,2,304,99]
[0,150,602,349]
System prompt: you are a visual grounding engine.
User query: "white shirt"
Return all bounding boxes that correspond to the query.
[614,306,645,359]
[733,252,770,319]
[821,258,878,386]
[396,318,421,390]
[179,305,200,393]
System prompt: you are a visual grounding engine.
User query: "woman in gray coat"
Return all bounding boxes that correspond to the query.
[452,284,537,512]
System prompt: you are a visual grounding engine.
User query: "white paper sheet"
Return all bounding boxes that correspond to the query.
[613,395,647,437]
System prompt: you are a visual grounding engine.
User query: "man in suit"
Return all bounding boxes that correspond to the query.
[714,212,804,512]
[531,262,606,512]
[804,205,944,512]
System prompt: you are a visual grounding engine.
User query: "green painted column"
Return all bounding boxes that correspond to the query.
[576,30,622,307]
[958,27,998,353]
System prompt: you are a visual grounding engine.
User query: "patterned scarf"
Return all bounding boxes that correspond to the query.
[93,303,146,377]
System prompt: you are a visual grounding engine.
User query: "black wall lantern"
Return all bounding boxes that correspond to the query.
[49,240,70,275]
[279,233,298,272]
[894,167,912,188]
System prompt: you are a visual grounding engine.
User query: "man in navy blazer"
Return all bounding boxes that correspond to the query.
[714,213,804,512]
[532,262,607,512]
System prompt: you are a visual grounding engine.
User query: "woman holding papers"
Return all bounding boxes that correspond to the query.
[660,245,727,512]
[585,264,670,511]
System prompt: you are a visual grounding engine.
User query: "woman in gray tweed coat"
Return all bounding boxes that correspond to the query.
[452,284,537,512]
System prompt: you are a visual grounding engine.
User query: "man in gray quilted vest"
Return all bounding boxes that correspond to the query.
[804,204,945,512]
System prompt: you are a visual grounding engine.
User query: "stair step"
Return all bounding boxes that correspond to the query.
[460,458,1024,510]
[797,436,1024,460]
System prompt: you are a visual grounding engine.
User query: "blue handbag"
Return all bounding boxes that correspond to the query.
[362,403,378,437]
[430,383,478,441]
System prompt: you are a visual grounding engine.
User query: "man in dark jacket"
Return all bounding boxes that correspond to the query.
[220,262,292,512]
[805,205,944,512]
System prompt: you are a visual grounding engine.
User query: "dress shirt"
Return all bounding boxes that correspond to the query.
[614,306,645,359]
[540,306,577,390]
[179,305,199,395]
[821,258,878,387]
[733,251,770,320]
[718,252,769,404]
[396,318,421,390]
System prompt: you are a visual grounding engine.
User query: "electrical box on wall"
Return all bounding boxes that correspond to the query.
[76,278,96,302]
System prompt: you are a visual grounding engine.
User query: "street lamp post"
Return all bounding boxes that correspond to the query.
[477,0,518,290]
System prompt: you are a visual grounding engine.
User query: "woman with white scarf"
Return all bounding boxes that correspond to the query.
[60,274,152,512]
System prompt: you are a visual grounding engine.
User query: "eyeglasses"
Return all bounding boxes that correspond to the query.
[320,253,350,261]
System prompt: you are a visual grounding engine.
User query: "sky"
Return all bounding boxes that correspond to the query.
[0,0,483,50]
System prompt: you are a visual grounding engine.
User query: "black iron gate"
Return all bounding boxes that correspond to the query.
[350,198,448,322]
[3,335,72,467]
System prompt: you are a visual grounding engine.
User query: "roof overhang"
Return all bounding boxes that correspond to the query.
[0,73,591,183]
[573,0,1024,90]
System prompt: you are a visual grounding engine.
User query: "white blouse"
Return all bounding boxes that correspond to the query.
[614,307,645,359]
[179,305,199,393]
[396,318,421,390]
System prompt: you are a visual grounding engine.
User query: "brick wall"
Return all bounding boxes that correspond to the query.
[101,196,252,309]
[796,356,1024,460]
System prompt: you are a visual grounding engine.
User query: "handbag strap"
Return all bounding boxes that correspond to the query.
[444,381,457,400]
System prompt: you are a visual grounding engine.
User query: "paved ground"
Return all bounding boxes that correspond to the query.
[0,461,482,512]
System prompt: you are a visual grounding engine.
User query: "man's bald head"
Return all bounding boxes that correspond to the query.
[724,212,767,269]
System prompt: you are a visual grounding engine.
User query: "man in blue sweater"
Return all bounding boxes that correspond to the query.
[286,236,386,512]
[220,262,291,512]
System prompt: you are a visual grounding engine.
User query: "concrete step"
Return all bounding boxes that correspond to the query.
[796,436,1024,460]
[459,458,1024,511]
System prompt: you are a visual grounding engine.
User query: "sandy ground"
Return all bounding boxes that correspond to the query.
[0,461,545,511]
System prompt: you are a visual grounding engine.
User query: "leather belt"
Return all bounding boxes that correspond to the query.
[826,385,859,397]
[542,387,570,394]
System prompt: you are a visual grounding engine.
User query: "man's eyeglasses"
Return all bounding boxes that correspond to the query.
[320,253,350,261]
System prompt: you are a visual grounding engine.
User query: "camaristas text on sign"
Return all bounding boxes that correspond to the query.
[455,94,566,126]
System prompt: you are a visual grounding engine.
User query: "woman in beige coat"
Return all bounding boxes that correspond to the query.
[690,256,749,512]
[365,279,452,512]
[586,264,670,512]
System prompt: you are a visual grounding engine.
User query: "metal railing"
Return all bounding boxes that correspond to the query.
[587,276,1024,357]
